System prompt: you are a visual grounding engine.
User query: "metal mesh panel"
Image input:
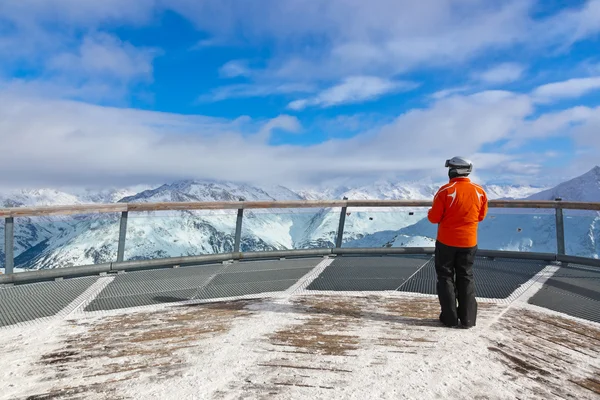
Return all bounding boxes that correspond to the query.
[224,258,323,273]
[472,258,547,299]
[528,263,600,323]
[85,264,224,311]
[398,257,547,299]
[307,256,430,291]
[396,259,436,293]
[541,264,600,299]
[0,277,98,327]
[86,289,199,312]
[210,268,312,285]
[96,264,223,298]
[86,261,317,311]
[194,279,301,300]
[194,262,314,299]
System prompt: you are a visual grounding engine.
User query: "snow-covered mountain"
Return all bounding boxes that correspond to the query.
[1,168,599,271]
[346,166,600,258]
[526,166,600,202]
[483,185,547,200]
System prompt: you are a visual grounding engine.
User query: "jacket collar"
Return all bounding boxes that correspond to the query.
[450,177,471,183]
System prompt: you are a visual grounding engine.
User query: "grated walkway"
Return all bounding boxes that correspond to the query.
[1,256,599,328]
[0,277,99,327]
[528,263,600,323]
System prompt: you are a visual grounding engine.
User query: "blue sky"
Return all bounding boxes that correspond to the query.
[1,0,600,189]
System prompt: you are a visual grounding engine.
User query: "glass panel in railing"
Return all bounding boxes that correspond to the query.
[240,208,340,251]
[477,209,556,253]
[10,213,121,272]
[341,208,432,248]
[341,207,558,253]
[124,209,237,261]
[563,209,600,259]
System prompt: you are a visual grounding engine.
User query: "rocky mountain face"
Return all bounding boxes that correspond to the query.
[1,168,598,271]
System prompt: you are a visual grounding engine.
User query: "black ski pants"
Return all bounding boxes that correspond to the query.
[434,240,478,327]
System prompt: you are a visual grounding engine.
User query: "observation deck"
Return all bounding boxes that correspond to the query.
[0,200,599,399]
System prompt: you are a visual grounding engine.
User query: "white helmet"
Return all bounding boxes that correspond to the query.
[445,156,473,176]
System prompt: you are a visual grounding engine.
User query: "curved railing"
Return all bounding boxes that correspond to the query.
[1,199,599,284]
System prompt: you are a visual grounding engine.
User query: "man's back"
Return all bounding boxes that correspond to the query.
[427,177,488,248]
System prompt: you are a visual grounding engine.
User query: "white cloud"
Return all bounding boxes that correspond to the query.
[519,106,594,138]
[474,63,525,84]
[48,33,157,83]
[0,0,156,26]
[219,60,252,78]
[256,0,532,81]
[0,0,157,67]
[532,76,600,102]
[165,1,600,81]
[0,88,538,188]
[538,0,600,43]
[4,1,600,86]
[201,82,316,102]
[1,1,599,188]
[430,86,472,100]
[0,3,159,103]
[3,0,600,109]
[288,76,416,110]
[255,115,302,142]
[502,104,600,167]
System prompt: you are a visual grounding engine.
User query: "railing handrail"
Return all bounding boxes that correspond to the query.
[2,197,600,280]
[1,199,599,218]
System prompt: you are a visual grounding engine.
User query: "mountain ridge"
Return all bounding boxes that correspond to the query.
[1,166,599,271]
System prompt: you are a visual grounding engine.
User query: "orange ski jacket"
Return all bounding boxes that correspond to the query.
[427,177,488,248]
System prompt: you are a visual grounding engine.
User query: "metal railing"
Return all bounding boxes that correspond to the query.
[1,198,600,284]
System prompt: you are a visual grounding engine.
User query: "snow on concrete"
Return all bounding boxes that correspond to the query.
[1,292,599,400]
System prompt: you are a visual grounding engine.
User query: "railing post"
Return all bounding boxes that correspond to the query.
[234,199,244,253]
[335,197,349,248]
[555,198,566,255]
[116,211,128,263]
[4,217,14,274]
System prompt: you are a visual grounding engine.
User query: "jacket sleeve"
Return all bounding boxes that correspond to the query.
[478,192,488,222]
[428,191,445,224]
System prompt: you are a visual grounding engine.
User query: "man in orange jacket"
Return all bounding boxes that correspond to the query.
[428,157,488,328]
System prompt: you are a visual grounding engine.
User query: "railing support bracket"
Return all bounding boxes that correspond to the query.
[116,211,128,263]
[335,197,349,249]
[555,198,566,255]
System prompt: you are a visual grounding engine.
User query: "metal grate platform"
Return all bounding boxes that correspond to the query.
[0,277,98,327]
[3,256,599,327]
[86,259,321,311]
[528,263,600,323]
[397,257,549,299]
[193,259,319,300]
[85,263,223,311]
[306,255,431,291]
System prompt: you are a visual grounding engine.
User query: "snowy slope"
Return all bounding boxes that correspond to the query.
[347,167,600,258]
[0,189,93,269]
[2,168,599,269]
[483,185,548,200]
[526,166,600,202]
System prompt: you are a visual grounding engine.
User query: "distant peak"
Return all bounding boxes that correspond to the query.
[581,166,600,179]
